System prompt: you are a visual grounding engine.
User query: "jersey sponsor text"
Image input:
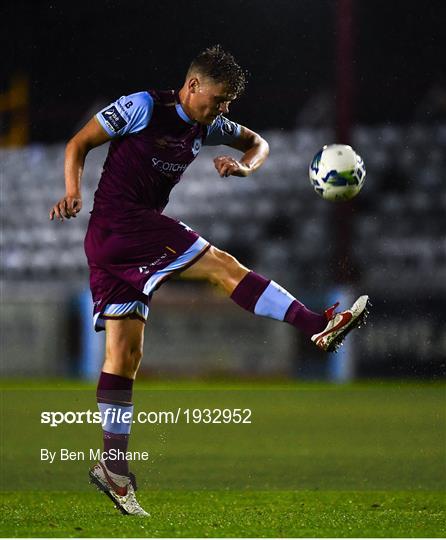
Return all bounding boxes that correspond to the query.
[151,157,188,174]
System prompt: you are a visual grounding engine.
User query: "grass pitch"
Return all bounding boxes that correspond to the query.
[1,380,445,537]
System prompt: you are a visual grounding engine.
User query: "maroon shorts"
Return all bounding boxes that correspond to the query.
[84,212,210,331]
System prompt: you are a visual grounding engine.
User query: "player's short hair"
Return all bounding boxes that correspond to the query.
[188,45,247,98]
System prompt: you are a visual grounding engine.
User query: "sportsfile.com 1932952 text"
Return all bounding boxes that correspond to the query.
[40,408,253,427]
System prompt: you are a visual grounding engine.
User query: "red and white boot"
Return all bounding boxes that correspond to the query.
[89,460,149,516]
[311,295,371,352]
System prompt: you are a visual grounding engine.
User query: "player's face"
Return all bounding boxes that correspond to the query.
[190,78,236,125]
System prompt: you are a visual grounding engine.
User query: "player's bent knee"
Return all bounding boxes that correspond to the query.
[180,245,249,293]
[104,347,143,379]
[207,247,249,291]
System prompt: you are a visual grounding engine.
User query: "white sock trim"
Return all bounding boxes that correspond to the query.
[98,402,134,435]
[254,281,295,321]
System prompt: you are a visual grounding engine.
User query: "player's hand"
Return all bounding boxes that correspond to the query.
[214,156,252,178]
[49,194,83,221]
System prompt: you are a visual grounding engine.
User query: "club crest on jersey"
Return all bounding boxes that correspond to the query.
[192,137,202,157]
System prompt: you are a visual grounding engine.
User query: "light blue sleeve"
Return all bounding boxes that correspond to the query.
[95,91,153,137]
[204,115,242,146]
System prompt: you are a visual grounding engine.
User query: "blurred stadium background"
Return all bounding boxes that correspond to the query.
[1,0,445,382]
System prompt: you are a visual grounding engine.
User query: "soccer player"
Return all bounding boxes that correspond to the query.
[49,45,369,516]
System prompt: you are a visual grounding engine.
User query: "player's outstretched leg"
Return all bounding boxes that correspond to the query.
[179,246,370,352]
[231,271,370,352]
[89,318,149,516]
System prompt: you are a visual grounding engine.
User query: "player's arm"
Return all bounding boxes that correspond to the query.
[49,118,111,221]
[49,91,153,221]
[204,117,269,178]
[214,125,269,178]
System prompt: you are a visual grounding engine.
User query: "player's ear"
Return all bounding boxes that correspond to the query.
[188,77,200,93]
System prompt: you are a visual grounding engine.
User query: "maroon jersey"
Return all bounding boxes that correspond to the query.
[85,89,241,330]
[93,89,241,223]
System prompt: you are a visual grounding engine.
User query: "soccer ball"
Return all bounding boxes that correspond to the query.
[309,144,366,201]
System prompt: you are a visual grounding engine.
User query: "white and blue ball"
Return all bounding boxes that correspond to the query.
[309,144,366,201]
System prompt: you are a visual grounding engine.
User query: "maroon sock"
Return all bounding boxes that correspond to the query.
[96,371,134,476]
[230,271,326,337]
[284,300,326,337]
[230,271,270,312]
